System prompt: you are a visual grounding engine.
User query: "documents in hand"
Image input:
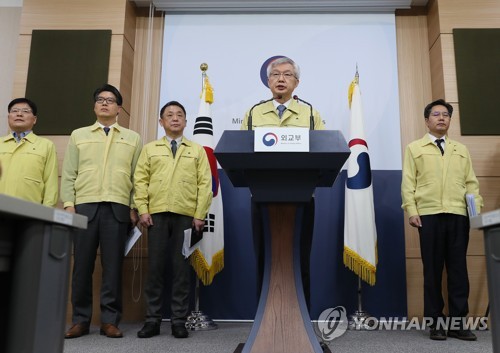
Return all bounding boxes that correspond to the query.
[182,226,204,258]
[125,226,142,256]
[466,193,478,217]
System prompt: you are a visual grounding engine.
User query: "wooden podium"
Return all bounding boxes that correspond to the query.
[215,130,350,353]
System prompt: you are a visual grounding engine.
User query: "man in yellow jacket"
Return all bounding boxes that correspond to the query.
[134,100,212,339]
[61,84,142,339]
[402,99,482,341]
[240,56,325,310]
[0,98,58,206]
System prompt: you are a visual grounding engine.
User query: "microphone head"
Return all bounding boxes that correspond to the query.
[293,95,298,100]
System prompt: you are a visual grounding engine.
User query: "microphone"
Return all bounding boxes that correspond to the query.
[247,98,274,130]
[293,95,315,130]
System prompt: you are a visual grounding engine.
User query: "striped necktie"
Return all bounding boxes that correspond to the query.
[171,140,177,158]
[435,139,444,155]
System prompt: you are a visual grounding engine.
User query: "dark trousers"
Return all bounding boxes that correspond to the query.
[71,203,128,325]
[419,214,470,324]
[252,199,315,309]
[144,212,192,326]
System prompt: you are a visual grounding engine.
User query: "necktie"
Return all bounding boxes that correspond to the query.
[103,127,110,136]
[435,138,444,155]
[171,140,177,158]
[277,105,286,118]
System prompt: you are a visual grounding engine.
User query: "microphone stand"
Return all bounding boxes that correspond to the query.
[293,95,315,130]
[247,98,273,130]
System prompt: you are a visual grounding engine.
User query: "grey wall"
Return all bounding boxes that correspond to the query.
[0,0,23,135]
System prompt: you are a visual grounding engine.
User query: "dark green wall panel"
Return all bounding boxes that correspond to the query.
[453,28,500,135]
[25,30,111,135]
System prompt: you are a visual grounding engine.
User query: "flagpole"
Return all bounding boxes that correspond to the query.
[347,277,373,330]
[185,62,218,331]
[186,277,217,330]
[344,68,377,331]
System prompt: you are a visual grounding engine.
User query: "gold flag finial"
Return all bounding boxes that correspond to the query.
[348,65,359,108]
[199,63,214,104]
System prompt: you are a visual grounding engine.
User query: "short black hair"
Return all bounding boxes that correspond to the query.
[93,84,123,106]
[8,98,38,115]
[160,100,186,118]
[424,99,453,119]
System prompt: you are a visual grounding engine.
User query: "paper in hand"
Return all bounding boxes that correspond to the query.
[466,193,478,217]
[190,225,203,247]
[124,226,142,256]
[182,226,204,258]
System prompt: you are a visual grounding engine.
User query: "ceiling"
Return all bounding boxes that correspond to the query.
[132,0,429,13]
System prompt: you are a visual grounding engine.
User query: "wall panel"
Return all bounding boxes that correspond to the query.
[19,0,128,34]
[395,13,431,316]
[436,0,500,33]
[425,0,500,319]
[129,10,164,143]
[0,6,22,135]
[429,36,445,100]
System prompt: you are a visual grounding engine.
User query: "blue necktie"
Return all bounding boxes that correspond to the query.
[103,127,110,136]
[277,105,286,118]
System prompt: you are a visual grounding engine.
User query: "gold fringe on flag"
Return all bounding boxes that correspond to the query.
[343,245,377,286]
[189,248,224,285]
[204,76,214,104]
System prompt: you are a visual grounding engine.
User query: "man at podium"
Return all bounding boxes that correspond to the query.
[240,56,325,308]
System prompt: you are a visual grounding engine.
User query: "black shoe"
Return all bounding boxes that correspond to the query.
[430,328,447,340]
[171,324,189,338]
[447,329,477,341]
[137,322,160,338]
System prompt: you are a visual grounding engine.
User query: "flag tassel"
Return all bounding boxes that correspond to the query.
[190,248,224,286]
[343,246,377,286]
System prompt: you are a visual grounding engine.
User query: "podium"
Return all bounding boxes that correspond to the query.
[471,209,500,353]
[0,194,87,353]
[215,130,350,353]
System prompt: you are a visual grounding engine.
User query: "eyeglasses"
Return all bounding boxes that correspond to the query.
[96,97,117,105]
[162,113,185,120]
[10,108,33,114]
[430,111,450,118]
[269,71,297,80]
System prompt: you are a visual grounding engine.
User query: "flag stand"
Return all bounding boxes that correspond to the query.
[186,277,218,331]
[347,277,374,330]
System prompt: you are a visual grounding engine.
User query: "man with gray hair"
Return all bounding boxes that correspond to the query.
[240,57,325,310]
[240,56,324,130]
